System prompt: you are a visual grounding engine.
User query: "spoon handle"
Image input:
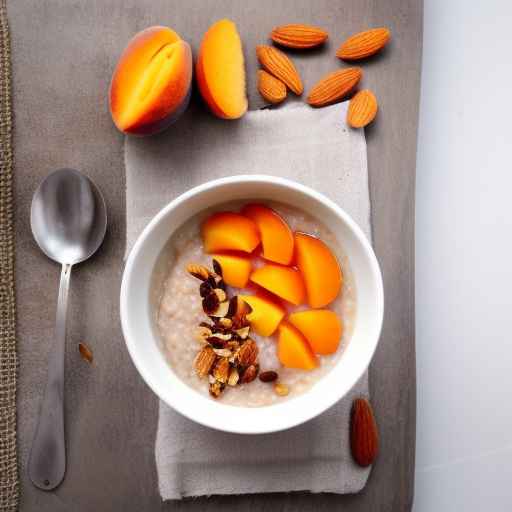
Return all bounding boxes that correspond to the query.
[28,263,72,490]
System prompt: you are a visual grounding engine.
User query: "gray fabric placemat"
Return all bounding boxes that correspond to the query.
[125,101,372,499]
[0,1,18,510]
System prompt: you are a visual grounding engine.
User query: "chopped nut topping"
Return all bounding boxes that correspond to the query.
[213,348,232,358]
[210,300,230,318]
[218,317,233,329]
[194,346,217,378]
[187,260,262,399]
[212,258,222,276]
[209,380,225,398]
[209,332,232,341]
[213,288,227,303]
[274,382,289,396]
[213,358,230,383]
[234,326,250,340]
[202,292,220,315]
[195,325,212,342]
[199,280,213,297]
[187,263,210,281]
[237,339,258,366]
[241,364,259,384]
[259,370,278,383]
[227,367,240,386]
[208,337,228,349]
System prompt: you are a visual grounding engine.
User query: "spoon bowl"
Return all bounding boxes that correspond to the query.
[31,168,107,265]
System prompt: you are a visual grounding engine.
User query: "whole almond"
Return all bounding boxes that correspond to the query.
[337,28,391,61]
[347,89,378,128]
[258,70,287,104]
[256,45,303,95]
[271,24,328,49]
[350,398,379,467]
[307,68,362,107]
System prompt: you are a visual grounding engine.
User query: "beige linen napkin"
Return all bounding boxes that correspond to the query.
[124,101,372,499]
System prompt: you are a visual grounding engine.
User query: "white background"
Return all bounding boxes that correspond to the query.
[414,0,512,510]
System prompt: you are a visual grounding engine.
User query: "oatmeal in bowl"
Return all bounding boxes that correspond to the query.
[121,176,383,434]
[154,202,357,406]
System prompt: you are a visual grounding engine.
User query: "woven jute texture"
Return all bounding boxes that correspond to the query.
[0,0,18,510]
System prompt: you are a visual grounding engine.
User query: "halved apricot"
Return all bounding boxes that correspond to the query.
[211,253,252,288]
[294,232,342,307]
[250,264,306,305]
[241,204,294,265]
[109,26,192,135]
[239,294,285,336]
[288,309,342,355]
[202,212,260,254]
[277,322,318,370]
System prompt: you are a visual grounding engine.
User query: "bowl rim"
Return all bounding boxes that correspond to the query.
[120,174,384,434]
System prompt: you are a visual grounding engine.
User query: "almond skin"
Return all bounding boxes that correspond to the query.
[256,45,303,95]
[347,89,378,128]
[350,398,379,467]
[271,24,328,49]
[337,28,391,61]
[307,68,362,107]
[258,70,287,104]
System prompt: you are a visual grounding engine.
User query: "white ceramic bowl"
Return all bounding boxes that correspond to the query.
[120,175,384,434]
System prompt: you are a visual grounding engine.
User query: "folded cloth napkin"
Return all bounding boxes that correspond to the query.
[124,101,372,500]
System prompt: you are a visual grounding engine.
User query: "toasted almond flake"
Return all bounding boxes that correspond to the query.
[78,342,93,364]
[213,348,232,358]
[211,301,230,318]
[195,326,212,342]
[187,263,210,281]
[227,367,240,386]
[209,332,232,341]
[213,358,230,383]
[234,326,250,340]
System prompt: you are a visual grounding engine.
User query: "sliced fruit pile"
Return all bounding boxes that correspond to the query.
[196,204,344,376]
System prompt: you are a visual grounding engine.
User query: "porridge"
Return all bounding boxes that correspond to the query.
[154,201,357,407]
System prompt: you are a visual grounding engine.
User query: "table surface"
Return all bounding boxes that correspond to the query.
[414,1,512,511]
[9,1,422,510]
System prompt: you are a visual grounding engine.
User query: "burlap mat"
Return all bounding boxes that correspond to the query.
[0,0,18,510]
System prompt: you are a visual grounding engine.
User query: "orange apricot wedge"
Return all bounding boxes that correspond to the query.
[196,19,248,119]
[250,264,306,305]
[202,212,260,254]
[211,253,252,288]
[241,204,294,265]
[238,294,286,336]
[294,232,342,307]
[277,322,318,370]
[288,309,342,355]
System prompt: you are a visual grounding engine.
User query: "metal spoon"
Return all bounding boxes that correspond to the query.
[28,168,107,490]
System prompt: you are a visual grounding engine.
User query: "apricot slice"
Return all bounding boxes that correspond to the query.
[250,264,306,305]
[239,294,286,337]
[288,309,342,355]
[202,212,260,254]
[294,232,342,307]
[277,322,318,370]
[241,204,294,265]
[110,26,192,135]
[196,19,248,119]
[211,253,252,288]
